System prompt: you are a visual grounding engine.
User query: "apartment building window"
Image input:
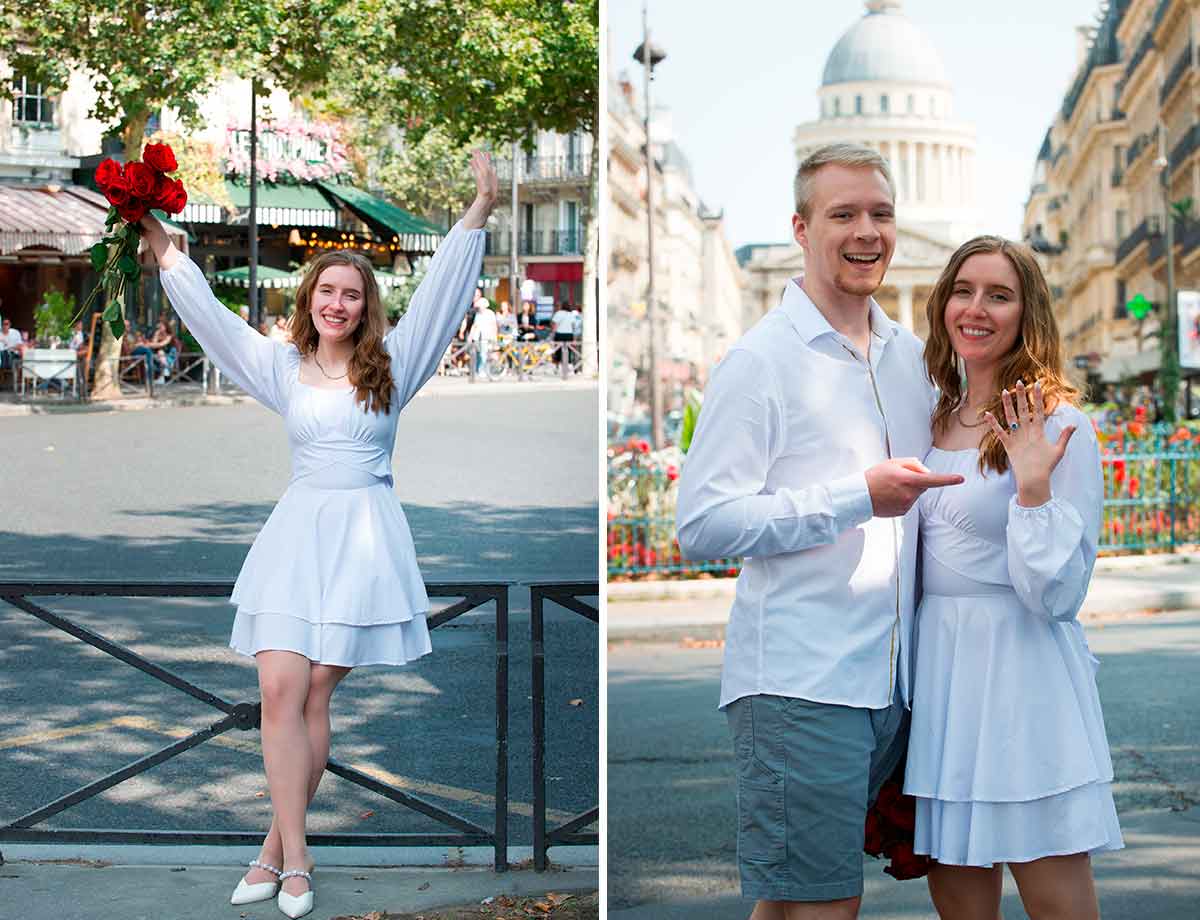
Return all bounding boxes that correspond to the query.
[854,94,863,115]
[1115,209,1127,241]
[12,75,54,125]
[834,97,842,116]
[522,203,535,253]
[880,94,889,114]
[907,94,915,113]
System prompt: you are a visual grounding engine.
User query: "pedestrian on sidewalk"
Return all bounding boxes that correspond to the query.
[138,150,497,920]
[677,142,962,920]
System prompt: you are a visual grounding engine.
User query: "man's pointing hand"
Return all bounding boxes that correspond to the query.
[865,457,965,517]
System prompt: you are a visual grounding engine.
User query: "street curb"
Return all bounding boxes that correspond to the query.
[0,378,597,416]
[0,843,599,869]
[607,552,1200,603]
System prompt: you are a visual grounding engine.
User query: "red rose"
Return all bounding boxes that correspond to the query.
[118,199,149,224]
[94,158,122,190]
[153,177,188,215]
[142,142,178,173]
[882,841,931,880]
[102,174,132,207]
[125,161,157,200]
[863,810,885,857]
[637,440,650,454]
[666,464,679,481]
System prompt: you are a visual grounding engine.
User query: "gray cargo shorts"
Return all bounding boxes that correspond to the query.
[725,687,909,902]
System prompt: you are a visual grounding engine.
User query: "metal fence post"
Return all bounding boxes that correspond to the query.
[1170,456,1178,549]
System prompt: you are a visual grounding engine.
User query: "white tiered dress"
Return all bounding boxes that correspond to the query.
[158,221,485,667]
[903,404,1124,867]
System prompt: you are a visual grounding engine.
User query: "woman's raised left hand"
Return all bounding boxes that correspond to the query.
[984,380,1077,507]
[462,150,498,230]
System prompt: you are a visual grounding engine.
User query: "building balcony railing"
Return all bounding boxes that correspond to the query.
[494,155,592,184]
[1116,217,1154,265]
[1116,28,1156,101]
[1169,123,1200,173]
[1160,43,1194,105]
[484,229,585,257]
[1126,125,1159,169]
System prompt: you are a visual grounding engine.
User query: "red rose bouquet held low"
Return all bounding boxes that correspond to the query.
[863,760,932,880]
[79,142,188,338]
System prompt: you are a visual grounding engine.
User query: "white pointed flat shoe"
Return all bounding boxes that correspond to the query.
[230,858,281,905]
[277,869,314,919]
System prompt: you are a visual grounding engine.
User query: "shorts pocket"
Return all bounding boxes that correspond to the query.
[731,697,786,864]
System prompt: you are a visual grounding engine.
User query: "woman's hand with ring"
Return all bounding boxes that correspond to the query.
[983,380,1076,506]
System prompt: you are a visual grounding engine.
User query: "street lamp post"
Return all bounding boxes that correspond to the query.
[1156,139,1180,424]
[635,4,666,449]
[510,138,520,322]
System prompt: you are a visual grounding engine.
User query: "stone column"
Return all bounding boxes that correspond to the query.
[907,141,917,202]
[897,283,915,331]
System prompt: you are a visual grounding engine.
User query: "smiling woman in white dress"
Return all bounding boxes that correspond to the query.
[139,151,497,919]
[905,236,1123,920]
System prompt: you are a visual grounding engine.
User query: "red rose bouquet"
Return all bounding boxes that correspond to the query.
[80,142,188,337]
[863,760,932,880]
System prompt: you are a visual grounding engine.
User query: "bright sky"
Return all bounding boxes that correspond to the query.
[608,0,1102,248]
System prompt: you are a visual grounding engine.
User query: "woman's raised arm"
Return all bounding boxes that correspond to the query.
[142,214,295,415]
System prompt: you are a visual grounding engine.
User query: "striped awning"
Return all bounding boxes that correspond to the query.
[179,181,339,228]
[317,181,445,252]
[215,262,411,291]
[0,184,106,255]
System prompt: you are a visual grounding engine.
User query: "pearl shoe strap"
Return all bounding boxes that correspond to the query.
[279,869,313,883]
[249,859,281,876]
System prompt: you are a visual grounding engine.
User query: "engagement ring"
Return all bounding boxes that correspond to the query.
[1009,422,1019,433]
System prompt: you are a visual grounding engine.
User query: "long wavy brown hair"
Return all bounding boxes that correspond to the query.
[290,251,395,414]
[925,236,1079,475]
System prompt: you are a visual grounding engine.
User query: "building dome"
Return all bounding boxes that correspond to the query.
[821,1,948,88]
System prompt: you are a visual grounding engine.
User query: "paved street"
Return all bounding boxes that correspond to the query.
[0,388,599,849]
[608,610,1200,919]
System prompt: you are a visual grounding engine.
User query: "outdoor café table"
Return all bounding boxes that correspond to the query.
[20,347,78,398]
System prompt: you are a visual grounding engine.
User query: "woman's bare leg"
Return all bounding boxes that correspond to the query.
[926,861,1004,920]
[1007,852,1099,920]
[252,663,352,881]
[256,651,314,896]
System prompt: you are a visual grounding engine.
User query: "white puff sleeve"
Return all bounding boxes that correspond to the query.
[159,255,297,416]
[383,221,485,408]
[1006,407,1102,622]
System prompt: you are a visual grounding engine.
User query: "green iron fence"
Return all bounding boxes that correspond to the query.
[608,424,1200,579]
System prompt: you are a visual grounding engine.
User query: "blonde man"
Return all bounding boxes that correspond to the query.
[677,143,962,920]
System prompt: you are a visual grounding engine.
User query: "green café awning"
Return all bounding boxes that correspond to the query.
[180,181,338,228]
[317,181,445,253]
[214,264,302,290]
[214,262,411,291]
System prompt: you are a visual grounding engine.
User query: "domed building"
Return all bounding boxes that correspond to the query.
[740,0,983,338]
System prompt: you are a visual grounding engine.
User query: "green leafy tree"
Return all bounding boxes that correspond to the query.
[0,0,362,396]
[343,0,600,366]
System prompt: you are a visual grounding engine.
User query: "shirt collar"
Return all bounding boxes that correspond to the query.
[780,276,900,346]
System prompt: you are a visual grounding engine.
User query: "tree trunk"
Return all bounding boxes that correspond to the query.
[90,113,150,400]
[580,100,600,378]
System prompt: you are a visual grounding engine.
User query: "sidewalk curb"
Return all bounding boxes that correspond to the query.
[607,552,1200,603]
[0,378,597,416]
[0,843,599,869]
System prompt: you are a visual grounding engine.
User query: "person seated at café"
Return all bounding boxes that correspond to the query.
[1,317,23,370]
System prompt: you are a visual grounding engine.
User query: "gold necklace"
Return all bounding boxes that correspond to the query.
[956,404,987,429]
[313,354,349,380]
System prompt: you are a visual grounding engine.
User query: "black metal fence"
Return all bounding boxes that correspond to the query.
[0,581,511,870]
[530,582,599,870]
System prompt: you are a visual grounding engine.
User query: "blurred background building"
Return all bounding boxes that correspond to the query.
[1023,0,1200,413]
[606,69,744,427]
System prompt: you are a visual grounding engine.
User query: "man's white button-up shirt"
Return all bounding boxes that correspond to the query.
[676,279,936,711]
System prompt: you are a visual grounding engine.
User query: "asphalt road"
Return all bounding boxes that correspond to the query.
[607,611,1200,918]
[0,388,599,847]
